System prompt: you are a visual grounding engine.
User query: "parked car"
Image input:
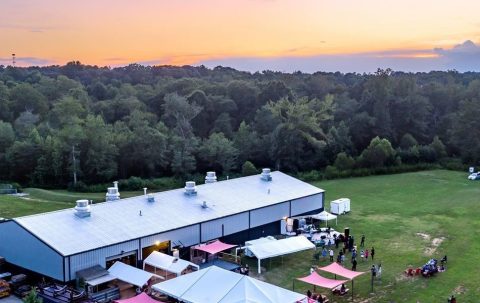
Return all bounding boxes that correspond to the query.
[467,173,480,180]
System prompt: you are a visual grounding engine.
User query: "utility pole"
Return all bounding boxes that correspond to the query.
[12,54,16,67]
[72,145,77,186]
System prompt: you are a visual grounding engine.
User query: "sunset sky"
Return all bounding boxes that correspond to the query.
[1,0,480,72]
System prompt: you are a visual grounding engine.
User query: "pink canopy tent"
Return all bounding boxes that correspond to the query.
[318,262,366,299]
[296,271,347,289]
[195,240,237,255]
[114,293,165,303]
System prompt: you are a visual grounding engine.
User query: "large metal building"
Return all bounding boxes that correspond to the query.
[0,170,324,282]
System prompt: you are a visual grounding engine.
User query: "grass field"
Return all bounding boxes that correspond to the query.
[246,170,480,302]
[1,170,479,302]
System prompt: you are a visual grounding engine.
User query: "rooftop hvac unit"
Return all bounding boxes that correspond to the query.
[184,181,197,196]
[205,171,217,184]
[74,199,91,218]
[261,168,272,181]
[106,181,120,201]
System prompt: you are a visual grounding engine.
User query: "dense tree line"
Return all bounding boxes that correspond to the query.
[0,63,478,187]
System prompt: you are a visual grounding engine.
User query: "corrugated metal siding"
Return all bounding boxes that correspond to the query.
[69,240,139,279]
[290,194,323,216]
[0,221,63,281]
[201,212,249,242]
[141,225,200,251]
[250,202,290,228]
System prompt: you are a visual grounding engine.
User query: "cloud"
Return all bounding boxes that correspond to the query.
[0,56,54,66]
[199,40,480,73]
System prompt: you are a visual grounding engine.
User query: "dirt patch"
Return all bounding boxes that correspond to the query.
[432,237,445,247]
[416,232,431,240]
[395,273,411,282]
[453,284,466,295]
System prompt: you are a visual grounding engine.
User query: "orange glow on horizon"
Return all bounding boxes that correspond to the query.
[1,0,479,67]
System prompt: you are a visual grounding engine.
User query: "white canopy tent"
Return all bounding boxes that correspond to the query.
[143,251,199,277]
[152,266,306,303]
[241,236,277,257]
[246,235,315,273]
[293,210,337,226]
[108,261,154,288]
[311,210,337,226]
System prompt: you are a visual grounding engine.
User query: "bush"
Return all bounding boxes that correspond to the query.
[333,152,355,171]
[399,133,418,149]
[324,165,340,179]
[440,158,468,171]
[241,161,258,176]
[359,137,396,168]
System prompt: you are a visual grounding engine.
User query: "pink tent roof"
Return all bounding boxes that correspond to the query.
[195,240,237,255]
[114,293,165,303]
[318,262,365,280]
[296,272,347,289]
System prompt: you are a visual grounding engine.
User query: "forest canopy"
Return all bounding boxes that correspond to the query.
[0,63,478,187]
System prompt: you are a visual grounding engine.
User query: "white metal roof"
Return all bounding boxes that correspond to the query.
[143,251,199,276]
[108,261,153,287]
[15,171,323,256]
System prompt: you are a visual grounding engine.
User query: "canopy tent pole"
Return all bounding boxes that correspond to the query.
[352,279,354,299]
[258,259,261,274]
[292,279,295,291]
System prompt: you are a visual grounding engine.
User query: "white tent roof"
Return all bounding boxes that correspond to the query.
[246,235,315,260]
[311,210,337,221]
[244,236,277,247]
[143,251,199,276]
[108,262,153,287]
[152,266,305,303]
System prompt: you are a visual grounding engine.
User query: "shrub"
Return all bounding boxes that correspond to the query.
[359,137,396,168]
[333,152,355,171]
[241,161,258,176]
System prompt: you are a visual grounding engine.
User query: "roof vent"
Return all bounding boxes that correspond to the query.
[74,199,91,218]
[184,181,197,196]
[205,171,217,184]
[106,181,120,201]
[147,193,155,203]
[261,168,272,181]
[202,201,208,208]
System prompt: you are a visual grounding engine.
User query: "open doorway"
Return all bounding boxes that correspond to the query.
[142,240,170,260]
[106,250,137,269]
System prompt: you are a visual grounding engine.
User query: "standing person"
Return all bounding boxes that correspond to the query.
[376,263,382,279]
[352,248,357,260]
[322,247,327,260]
[360,234,365,247]
[335,237,339,249]
[329,249,334,262]
[365,249,369,260]
[360,249,365,261]
[371,264,377,279]
[341,253,345,264]
[371,247,375,261]
[352,258,358,271]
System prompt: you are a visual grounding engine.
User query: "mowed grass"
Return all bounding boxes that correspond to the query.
[247,170,480,302]
[1,170,479,302]
[0,188,147,218]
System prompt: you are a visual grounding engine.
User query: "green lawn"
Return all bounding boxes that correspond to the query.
[247,170,480,302]
[1,170,478,302]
